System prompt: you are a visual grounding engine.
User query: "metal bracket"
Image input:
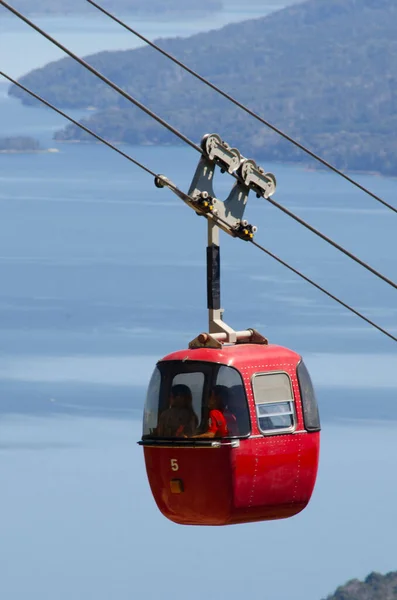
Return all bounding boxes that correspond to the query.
[158,134,277,240]
[187,133,276,239]
[188,329,268,349]
[238,159,276,199]
[154,133,276,345]
[201,133,242,174]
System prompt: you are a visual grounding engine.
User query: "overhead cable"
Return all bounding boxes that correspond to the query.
[3,1,397,293]
[263,196,397,291]
[0,0,202,155]
[1,70,395,343]
[250,239,397,344]
[0,71,157,177]
[87,0,397,216]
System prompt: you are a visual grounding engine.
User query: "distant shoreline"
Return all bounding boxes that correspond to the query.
[15,9,222,16]
[3,0,223,19]
[51,139,395,179]
[0,148,59,154]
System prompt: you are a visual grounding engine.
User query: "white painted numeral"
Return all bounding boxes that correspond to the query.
[171,458,179,472]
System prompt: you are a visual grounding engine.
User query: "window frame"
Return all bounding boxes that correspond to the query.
[142,360,251,440]
[155,360,213,439]
[251,371,297,436]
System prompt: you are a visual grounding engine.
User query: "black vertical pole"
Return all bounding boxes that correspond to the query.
[207,243,221,310]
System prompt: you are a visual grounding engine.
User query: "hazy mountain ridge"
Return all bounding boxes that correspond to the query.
[9,0,397,175]
[6,0,222,15]
[324,571,397,600]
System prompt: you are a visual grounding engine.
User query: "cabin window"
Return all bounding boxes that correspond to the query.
[142,361,250,439]
[215,366,251,436]
[252,372,296,434]
[297,360,321,432]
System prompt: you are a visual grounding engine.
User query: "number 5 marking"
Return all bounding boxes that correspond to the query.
[171,458,179,472]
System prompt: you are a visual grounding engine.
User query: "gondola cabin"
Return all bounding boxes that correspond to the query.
[140,338,320,526]
[139,132,320,525]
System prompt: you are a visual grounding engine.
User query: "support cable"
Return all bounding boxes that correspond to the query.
[86,0,397,216]
[250,239,397,344]
[0,0,202,155]
[263,196,397,292]
[1,70,396,343]
[2,1,397,291]
[0,71,157,177]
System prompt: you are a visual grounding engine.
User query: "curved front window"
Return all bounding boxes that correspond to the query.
[142,367,161,437]
[142,361,250,439]
[297,360,321,432]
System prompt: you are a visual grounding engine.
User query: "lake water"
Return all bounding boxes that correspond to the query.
[0,11,397,600]
[1,415,396,600]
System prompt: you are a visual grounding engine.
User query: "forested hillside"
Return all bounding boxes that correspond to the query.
[323,571,397,600]
[9,0,397,175]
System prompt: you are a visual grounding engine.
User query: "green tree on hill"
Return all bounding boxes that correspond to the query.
[324,571,397,600]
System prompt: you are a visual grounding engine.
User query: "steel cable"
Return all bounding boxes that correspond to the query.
[0,71,157,177]
[87,0,397,216]
[250,239,397,344]
[1,69,396,343]
[0,1,202,155]
[4,1,395,291]
[3,1,397,293]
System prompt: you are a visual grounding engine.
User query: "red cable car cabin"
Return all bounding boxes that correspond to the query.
[140,341,320,526]
[139,132,320,525]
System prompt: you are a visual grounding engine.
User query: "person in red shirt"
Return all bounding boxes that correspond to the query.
[192,385,230,438]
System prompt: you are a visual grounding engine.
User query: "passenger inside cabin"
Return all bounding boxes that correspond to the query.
[227,385,250,436]
[190,385,231,438]
[157,384,198,437]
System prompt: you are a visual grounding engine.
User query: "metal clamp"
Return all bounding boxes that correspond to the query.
[233,220,258,241]
[238,159,277,199]
[187,134,276,237]
[201,133,242,174]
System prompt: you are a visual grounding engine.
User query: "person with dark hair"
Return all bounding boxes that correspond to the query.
[157,384,198,437]
[191,385,230,438]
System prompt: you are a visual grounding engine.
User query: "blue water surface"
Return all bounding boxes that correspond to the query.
[0,19,396,599]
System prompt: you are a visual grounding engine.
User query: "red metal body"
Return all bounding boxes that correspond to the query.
[142,343,320,526]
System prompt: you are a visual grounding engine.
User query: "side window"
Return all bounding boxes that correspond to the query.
[252,372,295,434]
[297,361,321,432]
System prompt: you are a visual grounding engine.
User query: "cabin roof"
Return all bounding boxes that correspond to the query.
[160,343,301,371]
